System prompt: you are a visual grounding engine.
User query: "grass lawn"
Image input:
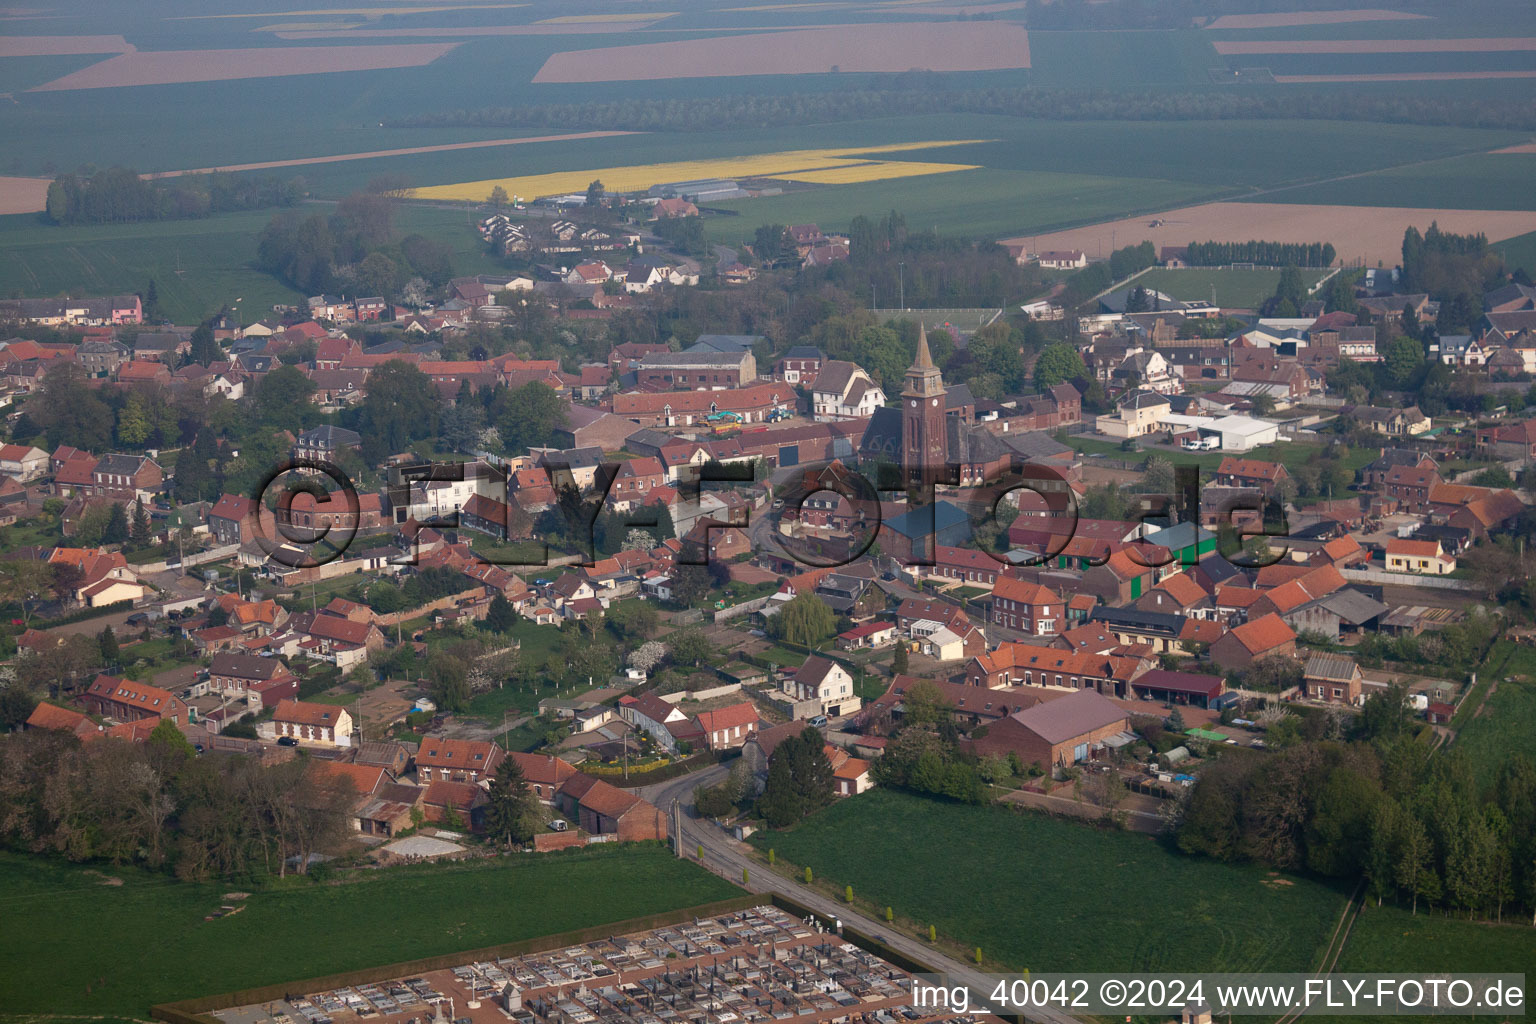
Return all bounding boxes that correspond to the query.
[1452,641,1536,789]
[751,789,1347,974]
[0,514,62,554]
[1137,267,1333,309]
[0,846,738,1017]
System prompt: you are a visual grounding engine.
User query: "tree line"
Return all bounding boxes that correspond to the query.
[1401,224,1503,334]
[0,725,355,881]
[1182,241,1336,269]
[385,85,1536,136]
[1177,685,1536,923]
[256,192,455,299]
[45,167,301,226]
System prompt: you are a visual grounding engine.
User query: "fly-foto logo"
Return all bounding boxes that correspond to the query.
[249,457,1291,571]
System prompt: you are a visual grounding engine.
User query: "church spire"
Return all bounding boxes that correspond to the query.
[913,323,934,370]
[903,322,945,399]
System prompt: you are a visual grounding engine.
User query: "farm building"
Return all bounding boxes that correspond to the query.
[969,688,1133,769]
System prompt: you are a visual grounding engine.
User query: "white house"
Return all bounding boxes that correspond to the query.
[811,361,886,422]
[0,443,48,482]
[269,699,353,748]
[787,655,861,718]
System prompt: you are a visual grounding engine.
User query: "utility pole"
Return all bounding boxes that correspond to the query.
[898,262,905,311]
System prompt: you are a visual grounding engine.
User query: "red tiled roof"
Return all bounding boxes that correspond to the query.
[26,701,95,735]
[1386,538,1442,558]
[273,699,346,727]
[1230,613,1296,655]
[993,577,1061,606]
[417,735,501,769]
[694,702,760,734]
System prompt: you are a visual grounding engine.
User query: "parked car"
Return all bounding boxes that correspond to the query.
[549,819,569,832]
[808,715,829,728]
[277,736,299,747]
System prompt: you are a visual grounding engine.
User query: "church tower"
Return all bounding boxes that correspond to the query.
[901,324,948,490]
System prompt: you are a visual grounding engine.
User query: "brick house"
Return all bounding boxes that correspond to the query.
[990,577,1061,635]
[207,652,298,707]
[415,736,504,783]
[1215,457,1289,496]
[1380,463,1442,512]
[208,493,260,546]
[1209,613,1297,670]
[1303,652,1364,705]
[555,774,668,841]
[90,453,162,502]
[80,675,186,725]
[635,351,756,390]
[968,688,1129,769]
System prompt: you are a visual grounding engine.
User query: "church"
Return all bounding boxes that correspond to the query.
[859,324,1079,489]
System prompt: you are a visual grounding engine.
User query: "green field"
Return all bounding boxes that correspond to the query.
[703,167,1215,246]
[1137,266,1335,308]
[1259,152,1536,211]
[1452,641,1536,789]
[1493,228,1536,275]
[0,204,503,324]
[1318,903,1536,1024]
[750,789,1347,973]
[0,846,738,1016]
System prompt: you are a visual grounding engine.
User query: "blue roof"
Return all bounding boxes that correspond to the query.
[884,501,971,540]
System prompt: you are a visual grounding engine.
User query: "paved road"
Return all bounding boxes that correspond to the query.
[638,767,1087,1024]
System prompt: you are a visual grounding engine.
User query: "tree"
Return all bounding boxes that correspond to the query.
[1382,334,1425,391]
[892,641,909,675]
[98,625,119,665]
[484,594,517,634]
[628,641,666,674]
[1165,707,1186,733]
[758,727,835,828]
[189,321,219,366]
[668,629,714,668]
[0,560,53,625]
[426,656,470,712]
[1142,454,1174,497]
[768,592,836,648]
[358,360,435,456]
[1125,285,1150,313]
[496,381,568,454]
[130,499,151,548]
[104,503,129,545]
[488,185,509,209]
[1033,343,1087,389]
[483,755,541,848]
[585,179,605,209]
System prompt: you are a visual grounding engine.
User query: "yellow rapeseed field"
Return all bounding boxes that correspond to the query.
[766,161,980,184]
[410,140,988,202]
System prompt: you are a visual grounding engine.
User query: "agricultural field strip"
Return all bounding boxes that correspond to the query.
[1274,72,1536,83]
[28,42,462,92]
[0,35,134,56]
[146,131,642,178]
[168,4,528,19]
[764,161,981,184]
[1214,38,1536,54]
[1006,202,1536,269]
[409,139,992,201]
[531,21,1032,83]
[1203,10,1430,29]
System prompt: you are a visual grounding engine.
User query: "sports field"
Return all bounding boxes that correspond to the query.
[1136,266,1335,309]
[0,846,738,1016]
[751,789,1347,973]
